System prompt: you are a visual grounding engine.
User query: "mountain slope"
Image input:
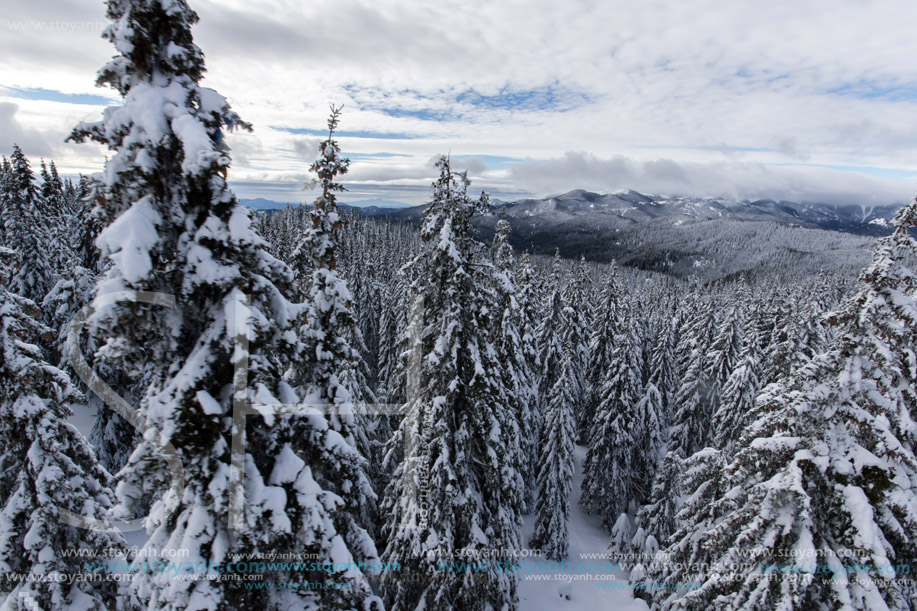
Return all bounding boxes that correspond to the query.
[373,189,891,278]
[385,189,898,234]
[244,190,896,279]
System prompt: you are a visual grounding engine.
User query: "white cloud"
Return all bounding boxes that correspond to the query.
[224,132,264,167]
[0,102,52,156]
[290,136,322,161]
[5,0,917,204]
[508,152,915,206]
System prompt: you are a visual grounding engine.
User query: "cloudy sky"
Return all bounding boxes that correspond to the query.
[3,0,917,206]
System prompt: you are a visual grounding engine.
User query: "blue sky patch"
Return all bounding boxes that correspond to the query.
[825,81,917,102]
[343,83,590,123]
[1,86,115,106]
[270,125,421,140]
[377,107,453,121]
[455,85,589,113]
[452,154,523,170]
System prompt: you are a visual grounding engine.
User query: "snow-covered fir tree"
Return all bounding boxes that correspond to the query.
[69,176,104,273]
[515,252,541,512]
[3,145,52,303]
[761,292,799,385]
[647,302,678,420]
[530,341,576,561]
[561,255,592,418]
[69,1,380,608]
[0,158,9,245]
[380,156,522,611]
[702,296,745,421]
[39,159,73,277]
[648,199,917,611]
[491,218,538,516]
[537,251,566,403]
[290,105,379,539]
[666,283,715,458]
[668,334,712,458]
[631,450,684,555]
[0,247,125,610]
[710,326,761,454]
[633,446,724,603]
[581,265,622,443]
[377,268,410,403]
[581,308,643,529]
[630,381,665,508]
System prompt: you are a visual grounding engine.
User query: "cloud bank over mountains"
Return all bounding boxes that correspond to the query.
[505,153,915,206]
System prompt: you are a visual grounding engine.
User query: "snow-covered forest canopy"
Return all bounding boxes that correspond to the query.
[2,1,917,610]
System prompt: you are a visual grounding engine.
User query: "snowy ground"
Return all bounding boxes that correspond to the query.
[518,446,649,611]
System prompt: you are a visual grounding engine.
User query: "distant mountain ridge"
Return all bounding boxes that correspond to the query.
[241,198,296,211]
[240,198,409,215]
[243,189,901,239]
[361,189,900,277]
[378,188,900,235]
[243,189,900,277]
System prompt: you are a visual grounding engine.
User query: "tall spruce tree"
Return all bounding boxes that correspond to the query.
[69,1,380,608]
[39,160,72,277]
[562,256,592,414]
[377,269,409,403]
[711,327,761,454]
[669,325,713,457]
[4,145,52,302]
[668,286,716,458]
[648,303,678,419]
[537,252,566,402]
[761,293,798,385]
[70,176,104,273]
[515,252,541,512]
[380,157,522,611]
[631,451,684,555]
[581,310,643,529]
[702,298,745,422]
[531,341,576,561]
[630,381,665,508]
[581,266,622,443]
[491,218,538,515]
[291,106,379,544]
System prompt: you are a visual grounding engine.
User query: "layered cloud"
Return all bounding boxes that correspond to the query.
[507,152,915,206]
[3,0,917,205]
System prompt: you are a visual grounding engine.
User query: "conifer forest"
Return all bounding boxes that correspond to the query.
[1,1,917,610]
